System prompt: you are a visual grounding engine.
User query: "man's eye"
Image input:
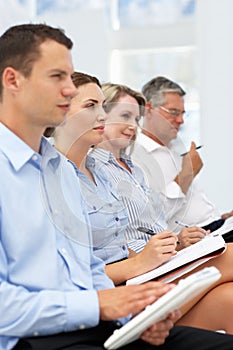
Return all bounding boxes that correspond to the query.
[52,74,62,79]
[171,110,180,116]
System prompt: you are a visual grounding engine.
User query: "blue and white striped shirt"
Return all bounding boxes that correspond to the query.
[89,148,167,252]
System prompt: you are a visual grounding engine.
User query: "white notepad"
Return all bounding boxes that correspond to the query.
[104,266,221,350]
[127,234,225,285]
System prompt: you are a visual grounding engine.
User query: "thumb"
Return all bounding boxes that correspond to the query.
[190,141,196,151]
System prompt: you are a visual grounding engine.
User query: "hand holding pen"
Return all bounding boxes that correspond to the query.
[135,227,178,271]
[175,221,210,249]
[182,142,203,175]
[177,141,203,194]
[180,145,203,157]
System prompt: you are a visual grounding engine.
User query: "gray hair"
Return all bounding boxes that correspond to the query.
[142,76,186,108]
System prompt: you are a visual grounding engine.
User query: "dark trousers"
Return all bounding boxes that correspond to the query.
[202,218,233,243]
[13,323,233,350]
[202,218,225,232]
[222,230,233,243]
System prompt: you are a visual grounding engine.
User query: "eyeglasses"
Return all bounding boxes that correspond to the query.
[159,105,187,118]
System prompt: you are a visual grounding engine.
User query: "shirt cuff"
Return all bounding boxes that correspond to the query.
[65,290,99,331]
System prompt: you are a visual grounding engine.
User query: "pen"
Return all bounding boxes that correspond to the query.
[137,226,156,236]
[180,145,203,157]
[175,220,189,228]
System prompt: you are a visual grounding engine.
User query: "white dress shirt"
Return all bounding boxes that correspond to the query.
[132,132,220,233]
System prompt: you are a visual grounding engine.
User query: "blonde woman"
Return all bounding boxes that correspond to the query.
[88,82,233,334]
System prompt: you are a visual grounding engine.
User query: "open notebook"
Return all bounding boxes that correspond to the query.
[127,234,225,285]
[104,267,221,349]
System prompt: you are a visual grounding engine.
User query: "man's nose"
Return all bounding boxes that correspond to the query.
[176,114,184,124]
[62,80,77,99]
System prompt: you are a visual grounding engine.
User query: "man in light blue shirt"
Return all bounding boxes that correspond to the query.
[1,23,233,350]
[0,123,115,347]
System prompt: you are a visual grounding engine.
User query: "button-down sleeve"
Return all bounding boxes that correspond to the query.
[0,126,119,349]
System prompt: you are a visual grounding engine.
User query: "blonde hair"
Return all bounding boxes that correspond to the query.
[102,83,145,154]
[102,83,145,118]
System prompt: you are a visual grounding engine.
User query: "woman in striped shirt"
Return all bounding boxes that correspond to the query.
[88,82,233,334]
[51,72,178,286]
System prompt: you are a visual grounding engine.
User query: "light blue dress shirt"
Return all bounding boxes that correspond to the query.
[69,157,129,264]
[89,148,167,252]
[0,123,116,350]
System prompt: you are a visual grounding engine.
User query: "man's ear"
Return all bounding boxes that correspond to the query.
[145,101,153,118]
[2,67,22,93]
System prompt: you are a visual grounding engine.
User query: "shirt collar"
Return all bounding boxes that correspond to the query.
[89,147,134,168]
[89,148,115,164]
[67,155,96,178]
[120,152,134,169]
[0,123,60,171]
[137,131,163,152]
[40,137,61,169]
[85,154,96,170]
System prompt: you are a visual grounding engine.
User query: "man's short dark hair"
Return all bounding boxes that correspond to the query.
[142,76,186,108]
[0,23,73,99]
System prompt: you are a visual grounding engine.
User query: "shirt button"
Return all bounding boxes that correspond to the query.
[32,154,38,161]
[115,232,119,237]
[115,217,119,221]
[34,331,39,336]
[93,206,97,210]
[61,248,67,254]
[122,245,126,250]
[79,324,85,330]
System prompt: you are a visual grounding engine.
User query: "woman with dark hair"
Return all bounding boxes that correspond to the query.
[51,72,177,286]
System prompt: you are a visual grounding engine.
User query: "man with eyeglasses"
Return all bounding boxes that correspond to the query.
[132,76,233,244]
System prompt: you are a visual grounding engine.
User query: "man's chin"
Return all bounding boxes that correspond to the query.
[164,131,177,145]
[171,129,178,139]
[54,115,67,128]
